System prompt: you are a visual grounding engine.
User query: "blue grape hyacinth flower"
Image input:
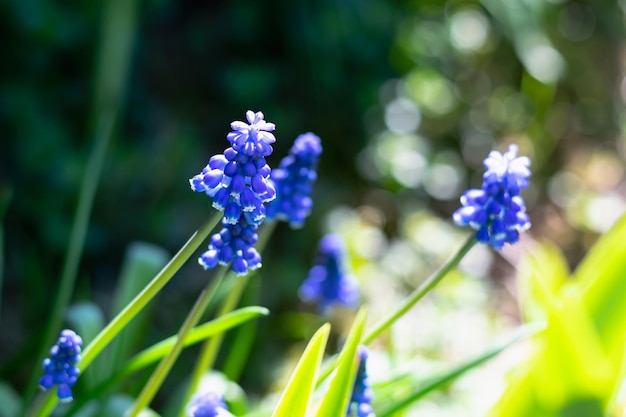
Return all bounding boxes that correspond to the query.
[453,144,531,250]
[39,329,82,402]
[189,110,276,226]
[348,346,375,417]
[187,391,232,417]
[199,213,262,276]
[299,234,360,313]
[266,132,322,228]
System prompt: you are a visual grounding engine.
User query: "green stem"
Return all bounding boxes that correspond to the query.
[31,212,221,417]
[127,266,228,416]
[316,234,477,385]
[363,234,476,344]
[177,220,278,416]
[180,273,248,415]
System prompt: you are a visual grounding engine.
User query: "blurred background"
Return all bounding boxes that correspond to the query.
[1,0,626,415]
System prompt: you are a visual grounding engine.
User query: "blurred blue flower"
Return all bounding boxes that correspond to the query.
[299,234,359,312]
[266,132,322,228]
[199,214,262,276]
[187,391,231,417]
[348,346,375,417]
[39,329,82,402]
[190,110,276,226]
[453,144,531,250]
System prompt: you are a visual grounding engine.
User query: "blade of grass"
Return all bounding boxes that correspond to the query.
[315,308,367,417]
[271,323,331,417]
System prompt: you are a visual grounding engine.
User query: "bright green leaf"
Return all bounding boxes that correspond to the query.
[271,323,331,417]
[315,308,367,417]
[517,241,569,322]
[576,212,626,371]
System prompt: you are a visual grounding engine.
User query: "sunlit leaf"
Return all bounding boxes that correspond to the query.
[576,212,626,370]
[271,323,331,417]
[517,241,569,322]
[315,308,367,417]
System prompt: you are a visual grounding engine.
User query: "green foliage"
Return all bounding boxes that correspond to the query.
[315,309,367,417]
[271,323,330,417]
[489,213,626,417]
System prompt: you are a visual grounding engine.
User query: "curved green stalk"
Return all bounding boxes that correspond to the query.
[127,266,228,416]
[363,234,476,344]
[316,234,477,385]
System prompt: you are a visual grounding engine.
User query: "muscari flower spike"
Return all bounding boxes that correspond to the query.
[266,132,322,228]
[453,144,531,250]
[189,110,276,226]
[299,234,360,313]
[187,391,232,417]
[39,329,82,402]
[199,213,262,276]
[348,346,375,417]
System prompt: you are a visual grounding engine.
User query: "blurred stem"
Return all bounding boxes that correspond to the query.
[363,234,476,344]
[127,266,228,417]
[0,187,12,322]
[177,220,277,416]
[31,212,222,417]
[25,112,115,405]
[25,0,139,407]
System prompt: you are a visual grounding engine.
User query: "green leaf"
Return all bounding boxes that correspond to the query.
[517,241,570,322]
[71,395,160,417]
[271,323,331,417]
[0,382,21,417]
[66,301,106,390]
[122,306,269,375]
[315,309,367,417]
[66,302,106,346]
[576,212,626,370]
[378,322,545,417]
[106,242,169,380]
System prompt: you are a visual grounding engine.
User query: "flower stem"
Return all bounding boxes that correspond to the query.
[31,212,221,417]
[127,266,228,417]
[177,220,277,416]
[363,234,477,344]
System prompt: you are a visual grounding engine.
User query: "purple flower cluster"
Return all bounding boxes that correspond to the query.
[299,234,360,313]
[348,346,375,417]
[186,391,231,417]
[453,144,531,250]
[191,111,276,275]
[190,110,276,226]
[266,132,322,228]
[39,329,82,402]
